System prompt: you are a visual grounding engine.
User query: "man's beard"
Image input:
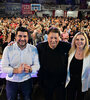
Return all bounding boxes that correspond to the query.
[17,40,27,49]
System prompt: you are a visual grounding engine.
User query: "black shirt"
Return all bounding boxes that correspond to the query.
[37,41,71,84]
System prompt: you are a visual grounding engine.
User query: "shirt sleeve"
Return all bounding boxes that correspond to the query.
[31,46,40,74]
[1,46,14,77]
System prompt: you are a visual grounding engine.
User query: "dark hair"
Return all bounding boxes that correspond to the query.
[16,27,29,36]
[47,27,60,36]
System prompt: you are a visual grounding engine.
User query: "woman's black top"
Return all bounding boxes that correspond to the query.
[69,56,83,87]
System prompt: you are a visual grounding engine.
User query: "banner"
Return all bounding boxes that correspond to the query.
[67,11,78,18]
[55,10,64,17]
[31,4,41,11]
[22,4,32,15]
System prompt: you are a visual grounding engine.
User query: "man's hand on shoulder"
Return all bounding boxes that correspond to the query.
[8,41,15,46]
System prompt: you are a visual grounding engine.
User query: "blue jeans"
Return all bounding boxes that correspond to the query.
[6,79,32,100]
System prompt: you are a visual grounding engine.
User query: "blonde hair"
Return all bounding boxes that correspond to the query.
[69,32,90,57]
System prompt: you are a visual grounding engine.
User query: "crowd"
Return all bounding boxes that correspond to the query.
[0,16,90,53]
[0,16,90,100]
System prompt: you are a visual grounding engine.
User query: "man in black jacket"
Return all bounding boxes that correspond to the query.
[36,27,71,100]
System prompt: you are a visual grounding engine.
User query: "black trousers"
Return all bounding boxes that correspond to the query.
[66,80,85,100]
[84,89,90,100]
[40,79,66,100]
[6,79,32,100]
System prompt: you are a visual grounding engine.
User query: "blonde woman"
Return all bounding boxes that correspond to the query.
[65,32,90,100]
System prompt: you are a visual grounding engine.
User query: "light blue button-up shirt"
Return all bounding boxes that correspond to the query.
[1,42,40,82]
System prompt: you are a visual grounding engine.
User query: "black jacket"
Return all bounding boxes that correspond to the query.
[36,41,71,87]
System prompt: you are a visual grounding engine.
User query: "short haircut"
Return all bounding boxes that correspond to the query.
[16,27,29,36]
[47,27,60,36]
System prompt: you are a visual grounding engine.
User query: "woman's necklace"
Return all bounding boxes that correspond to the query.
[77,52,82,55]
[75,50,84,60]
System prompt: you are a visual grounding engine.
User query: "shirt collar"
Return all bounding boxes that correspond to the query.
[14,42,29,51]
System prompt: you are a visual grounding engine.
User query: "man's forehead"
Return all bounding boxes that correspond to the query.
[17,31,28,35]
[48,32,59,36]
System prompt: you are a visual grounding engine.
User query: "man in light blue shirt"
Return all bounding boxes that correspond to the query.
[1,27,40,100]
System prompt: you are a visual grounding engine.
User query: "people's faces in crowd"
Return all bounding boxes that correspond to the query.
[15,31,28,49]
[47,32,60,49]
